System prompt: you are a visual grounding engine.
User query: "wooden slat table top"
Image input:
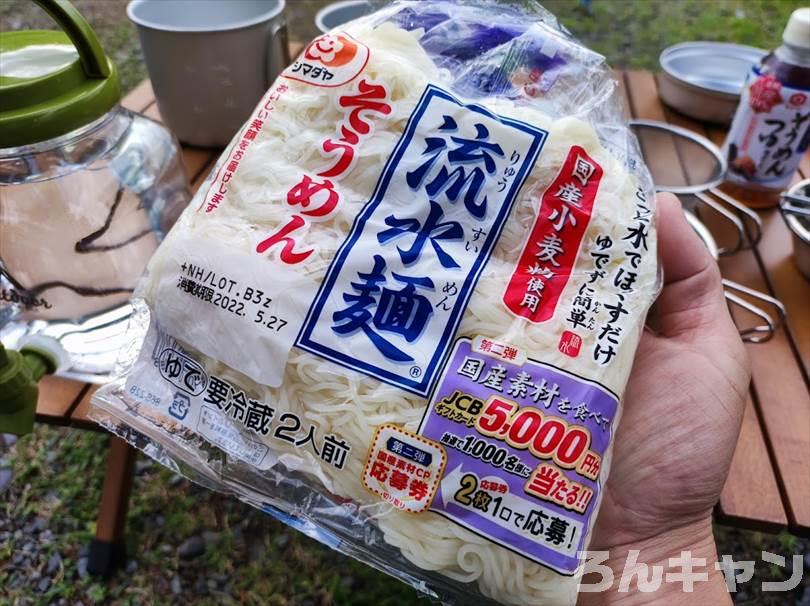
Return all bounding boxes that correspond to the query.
[68,386,98,431]
[624,70,810,537]
[622,70,791,533]
[35,376,89,426]
[37,69,810,536]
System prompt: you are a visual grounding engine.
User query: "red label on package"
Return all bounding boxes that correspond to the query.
[558,330,583,357]
[282,33,370,88]
[503,146,603,323]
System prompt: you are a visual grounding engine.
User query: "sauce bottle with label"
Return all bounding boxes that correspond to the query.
[721,7,810,208]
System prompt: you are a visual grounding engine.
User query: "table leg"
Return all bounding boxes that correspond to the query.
[87,436,137,577]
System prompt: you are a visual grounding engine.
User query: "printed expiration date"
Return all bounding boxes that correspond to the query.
[176,263,288,332]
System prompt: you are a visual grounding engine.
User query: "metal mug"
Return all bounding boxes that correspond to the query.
[128,0,289,148]
[315,0,373,33]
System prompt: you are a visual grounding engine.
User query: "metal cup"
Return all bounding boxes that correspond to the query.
[127,0,288,148]
[315,0,373,33]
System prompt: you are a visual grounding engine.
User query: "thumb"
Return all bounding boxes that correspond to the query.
[653,193,734,340]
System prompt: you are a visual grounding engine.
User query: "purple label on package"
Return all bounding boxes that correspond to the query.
[417,337,618,575]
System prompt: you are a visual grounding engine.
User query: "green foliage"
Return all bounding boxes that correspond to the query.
[87,583,107,603]
[542,0,796,70]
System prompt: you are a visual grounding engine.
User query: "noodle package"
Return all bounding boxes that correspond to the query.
[92,2,660,604]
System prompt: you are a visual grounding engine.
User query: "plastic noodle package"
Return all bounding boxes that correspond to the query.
[91,2,661,604]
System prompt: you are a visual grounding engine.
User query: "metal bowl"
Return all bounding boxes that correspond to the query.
[782,179,810,281]
[659,42,767,125]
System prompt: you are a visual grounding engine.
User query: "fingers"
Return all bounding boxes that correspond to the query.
[653,193,734,340]
[656,193,716,285]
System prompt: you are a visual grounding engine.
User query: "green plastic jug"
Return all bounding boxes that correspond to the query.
[0,0,190,383]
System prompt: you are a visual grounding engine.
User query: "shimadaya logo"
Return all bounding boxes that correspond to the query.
[283,32,370,88]
[304,34,359,67]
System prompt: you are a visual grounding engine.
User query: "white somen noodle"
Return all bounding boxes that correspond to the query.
[92,10,659,606]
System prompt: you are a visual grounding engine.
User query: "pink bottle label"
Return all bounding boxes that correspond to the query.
[723,68,810,190]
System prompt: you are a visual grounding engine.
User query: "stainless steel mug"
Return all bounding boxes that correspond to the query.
[315,0,373,33]
[128,0,288,148]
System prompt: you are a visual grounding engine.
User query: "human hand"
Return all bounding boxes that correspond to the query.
[580,192,751,604]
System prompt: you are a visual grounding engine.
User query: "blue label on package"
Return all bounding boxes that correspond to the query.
[386,436,433,466]
[297,84,548,395]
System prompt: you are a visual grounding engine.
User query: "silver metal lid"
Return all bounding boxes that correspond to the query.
[660,42,767,97]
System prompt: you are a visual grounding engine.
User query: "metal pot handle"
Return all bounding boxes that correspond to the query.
[721,279,786,343]
[707,188,763,247]
[694,192,747,255]
[267,20,291,88]
[780,190,810,218]
[684,211,786,343]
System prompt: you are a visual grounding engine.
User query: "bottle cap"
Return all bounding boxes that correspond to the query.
[18,334,70,374]
[783,7,810,49]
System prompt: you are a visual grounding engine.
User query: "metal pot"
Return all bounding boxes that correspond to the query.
[315,0,373,33]
[658,42,766,125]
[781,179,810,281]
[628,120,763,256]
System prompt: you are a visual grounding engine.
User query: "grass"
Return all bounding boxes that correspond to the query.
[2,425,429,605]
[0,0,808,604]
[541,0,798,69]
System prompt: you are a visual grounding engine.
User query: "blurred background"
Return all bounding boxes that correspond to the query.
[0,1,806,605]
[0,0,799,93]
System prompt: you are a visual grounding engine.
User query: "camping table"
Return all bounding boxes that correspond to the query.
[31,67,810,574]
[618,70,809,538]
